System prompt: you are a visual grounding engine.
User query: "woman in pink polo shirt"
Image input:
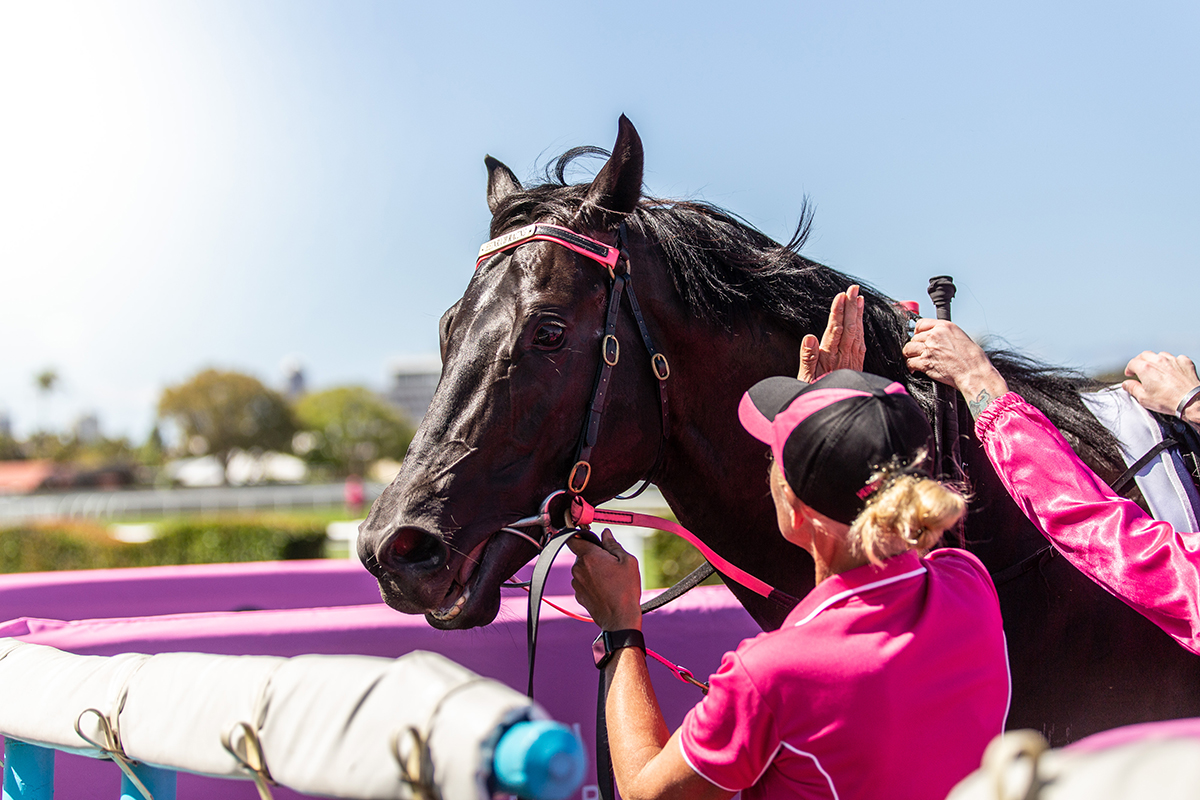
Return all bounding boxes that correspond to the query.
[570,365,1010,800]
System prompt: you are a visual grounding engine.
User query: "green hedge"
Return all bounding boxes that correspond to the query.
[0,518,328,574]
[644,529,724,589]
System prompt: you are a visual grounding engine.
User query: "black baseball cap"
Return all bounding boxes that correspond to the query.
[738,370,933,524]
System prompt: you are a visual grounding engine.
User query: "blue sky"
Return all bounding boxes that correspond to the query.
[1,1,1197,439]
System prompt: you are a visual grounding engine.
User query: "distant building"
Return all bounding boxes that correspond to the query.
[73,413,100,444]
[0,460,60,494]
[283,360,307,400]
[0,459,134,494]
[386,355,442,424]
[0,412,11,438]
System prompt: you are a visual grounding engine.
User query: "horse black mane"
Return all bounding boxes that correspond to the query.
[489,147,1124,477]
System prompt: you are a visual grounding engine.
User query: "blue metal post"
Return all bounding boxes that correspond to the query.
[2,739,55,800]
[119,764,177,800]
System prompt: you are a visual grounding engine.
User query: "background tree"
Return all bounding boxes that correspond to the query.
[293,386,414,476]
[0,432,24,460]
[158,369,296,483]
[33,368,60,431]
[34,369,59,395]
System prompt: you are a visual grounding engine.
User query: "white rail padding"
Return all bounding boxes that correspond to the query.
[0,639,545,799]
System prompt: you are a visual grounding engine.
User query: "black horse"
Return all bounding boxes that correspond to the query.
[359,116,1200,745]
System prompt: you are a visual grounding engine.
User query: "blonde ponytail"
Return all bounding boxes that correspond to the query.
[847,467,967,566]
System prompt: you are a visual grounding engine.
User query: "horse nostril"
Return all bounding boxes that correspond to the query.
[382,525,444,570]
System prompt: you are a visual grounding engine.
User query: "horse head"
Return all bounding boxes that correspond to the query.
[358,117,670,628]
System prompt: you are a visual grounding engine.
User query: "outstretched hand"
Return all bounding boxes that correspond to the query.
[1124,351,1200,421]
[568,528,643,631]
[799,285,866,382]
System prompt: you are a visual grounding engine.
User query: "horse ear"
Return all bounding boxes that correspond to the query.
[578,115,644,229]
[485,156,523,215]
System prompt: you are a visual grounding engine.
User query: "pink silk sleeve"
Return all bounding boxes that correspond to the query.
[975,392,1200,655]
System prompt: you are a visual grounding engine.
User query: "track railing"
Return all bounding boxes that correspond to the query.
[0,641,585,800]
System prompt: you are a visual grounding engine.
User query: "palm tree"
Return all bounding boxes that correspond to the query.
[34,368,59,432]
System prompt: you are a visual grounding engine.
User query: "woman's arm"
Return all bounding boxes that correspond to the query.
[568,530,735,800]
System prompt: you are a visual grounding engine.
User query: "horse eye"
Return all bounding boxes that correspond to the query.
[532,322,566,350]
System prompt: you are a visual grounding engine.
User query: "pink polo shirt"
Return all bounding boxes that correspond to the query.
[679,549,1009,800]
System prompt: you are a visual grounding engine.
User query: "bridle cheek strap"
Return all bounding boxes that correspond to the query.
[476,223,620,271]
[477,220,669,499]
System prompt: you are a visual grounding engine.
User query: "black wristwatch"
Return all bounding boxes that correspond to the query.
[592,629,646,669]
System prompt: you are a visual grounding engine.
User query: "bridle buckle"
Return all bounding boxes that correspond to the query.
[567,460,592,494]
[602,335,620,366]
[651,353,670,380]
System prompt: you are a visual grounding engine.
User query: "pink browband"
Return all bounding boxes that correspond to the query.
[476,223,620,270]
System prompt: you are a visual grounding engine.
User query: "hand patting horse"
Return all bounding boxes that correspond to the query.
[358,116,1200,744]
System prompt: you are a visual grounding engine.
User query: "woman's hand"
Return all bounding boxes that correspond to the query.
[1123,351,1200,423]
[799,285,866,382]
[568,529,643,631]
[903,319,1010,418]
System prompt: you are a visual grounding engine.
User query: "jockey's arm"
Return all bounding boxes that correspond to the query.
[904,319,1200,656]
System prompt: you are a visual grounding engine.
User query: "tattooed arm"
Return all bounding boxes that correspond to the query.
[902,319,1010,418]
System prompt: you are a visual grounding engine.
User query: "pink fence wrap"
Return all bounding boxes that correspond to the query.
[0,560,759,800]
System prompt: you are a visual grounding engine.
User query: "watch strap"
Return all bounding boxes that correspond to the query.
[593,629,645,669]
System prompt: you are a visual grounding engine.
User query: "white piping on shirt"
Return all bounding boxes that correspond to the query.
[792,566,928,627]
[676,736,753,793]
[746,741,784,788]
[781,742,841,800]
[681,736,842,799]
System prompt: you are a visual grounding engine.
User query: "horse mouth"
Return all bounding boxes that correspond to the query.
[428,536,488,623]
[430,583,473,622]
[424,529,532,629]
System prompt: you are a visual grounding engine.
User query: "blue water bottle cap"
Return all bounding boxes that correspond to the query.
[493,720,587,800]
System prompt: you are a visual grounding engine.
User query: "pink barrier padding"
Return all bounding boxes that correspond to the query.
[0,558,581,624]
[1065,717,1200,753]
[0,560,385,623]
[3,585,758,800]
[511,556,576,595]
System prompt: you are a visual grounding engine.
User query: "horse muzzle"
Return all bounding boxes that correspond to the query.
[359,520,526,629]
[359,523,451,612]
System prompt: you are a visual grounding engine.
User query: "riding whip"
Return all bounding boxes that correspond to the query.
[926,276,963,483]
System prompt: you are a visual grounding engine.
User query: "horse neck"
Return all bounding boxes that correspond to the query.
[648,305,816,624]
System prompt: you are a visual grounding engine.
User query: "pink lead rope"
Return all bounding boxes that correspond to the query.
[526,589,709,693]
[569,496,789,602]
